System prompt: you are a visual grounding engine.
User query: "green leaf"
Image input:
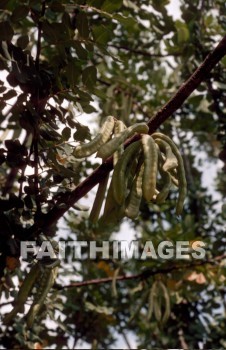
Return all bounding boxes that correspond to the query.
[11,5,29,22]
[62,126,71,141]
[42,21,70,44]
[152,0,170,12]
[101,0,123,13]
[73,123,91,142]
[77,12,90,39]
[92,24,112,46]
[0,21,14,41]
[81,103,97,114]
[3,90,17,100]
[0,86,6,93]
[82,66,97,90]
[73,41,88,60]
[175,20,190,43]
[113,14,137,27]
[17,35,29,49]
[65,61,82,87]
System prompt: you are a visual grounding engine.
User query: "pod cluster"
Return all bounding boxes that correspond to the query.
[74,117,187,222]
[3,247,59,327]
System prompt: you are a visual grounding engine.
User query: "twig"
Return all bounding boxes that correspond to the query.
[33,134,41,214]
[178,328,189,350]
[121,329,132,349]
[147,35,226,132]
[108,44,181,58]
[55,254,225,290]
[35,0,46,70]
[24,35,226,238]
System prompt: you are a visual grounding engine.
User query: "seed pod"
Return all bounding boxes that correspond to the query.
[113,120,127,166]
[26,265,58,328]
[125,163,144,219]
[96,122,148,159]
[158,281,171,324]
[112,141,141,205]
[128,289,150,324]
[152,133,187,215]
[141,134,158,201]
[156,169,172,204]
[89,174,109,223]
[3,263,42,324]
[99,178,125,227]
[154,138,178,171]
[168,170,179,187]
[74,116,115,158]
[147,281,158,321]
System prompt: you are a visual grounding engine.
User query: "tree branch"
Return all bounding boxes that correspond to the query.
[108,44,181,58]
[147,35,226,132]
[35,0,46,70]
[55,254,225,290]
[25,35,226,238]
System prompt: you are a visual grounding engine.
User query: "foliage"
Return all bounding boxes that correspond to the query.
[0,0,225,349]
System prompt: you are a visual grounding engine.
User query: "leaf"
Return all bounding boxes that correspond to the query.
[77,12,90,38]
[42,21,58,43]
[2,89,17,101]
[62,126,71,141]
[42,21,70,44]
[0,86,6,93]
[92,24,112,46]
[73,123,91,142]
[0,21,14,41]
[113,14,137,27]
[17,35,29,49]
[11,5,29,22]
[175,20,190,43]
[65,61,81,87]
[82,65,97,90]
[73,41,88,60]
[152,0,170,12]
[101,0,123,13]
[81,103,97,114]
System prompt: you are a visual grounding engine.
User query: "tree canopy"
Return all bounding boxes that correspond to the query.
[0,0,226,349]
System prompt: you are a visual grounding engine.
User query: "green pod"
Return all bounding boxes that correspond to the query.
[102,178,117,217]
[158,281,171,324]
[154,138,178,171]
[112,141,141,205]
[3,263,42,324]
[141,134,158,201]
[96,122,148,159]
[74,116,115,158]
[156,169,172,204]
[168,169,179,187]
[26,265,58,328]
[147,281,158,321]
[152,133,187,215]
[125,163,144,219]
[99,178,125,228]
[89,174,109,223]
[113,120,127,166]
